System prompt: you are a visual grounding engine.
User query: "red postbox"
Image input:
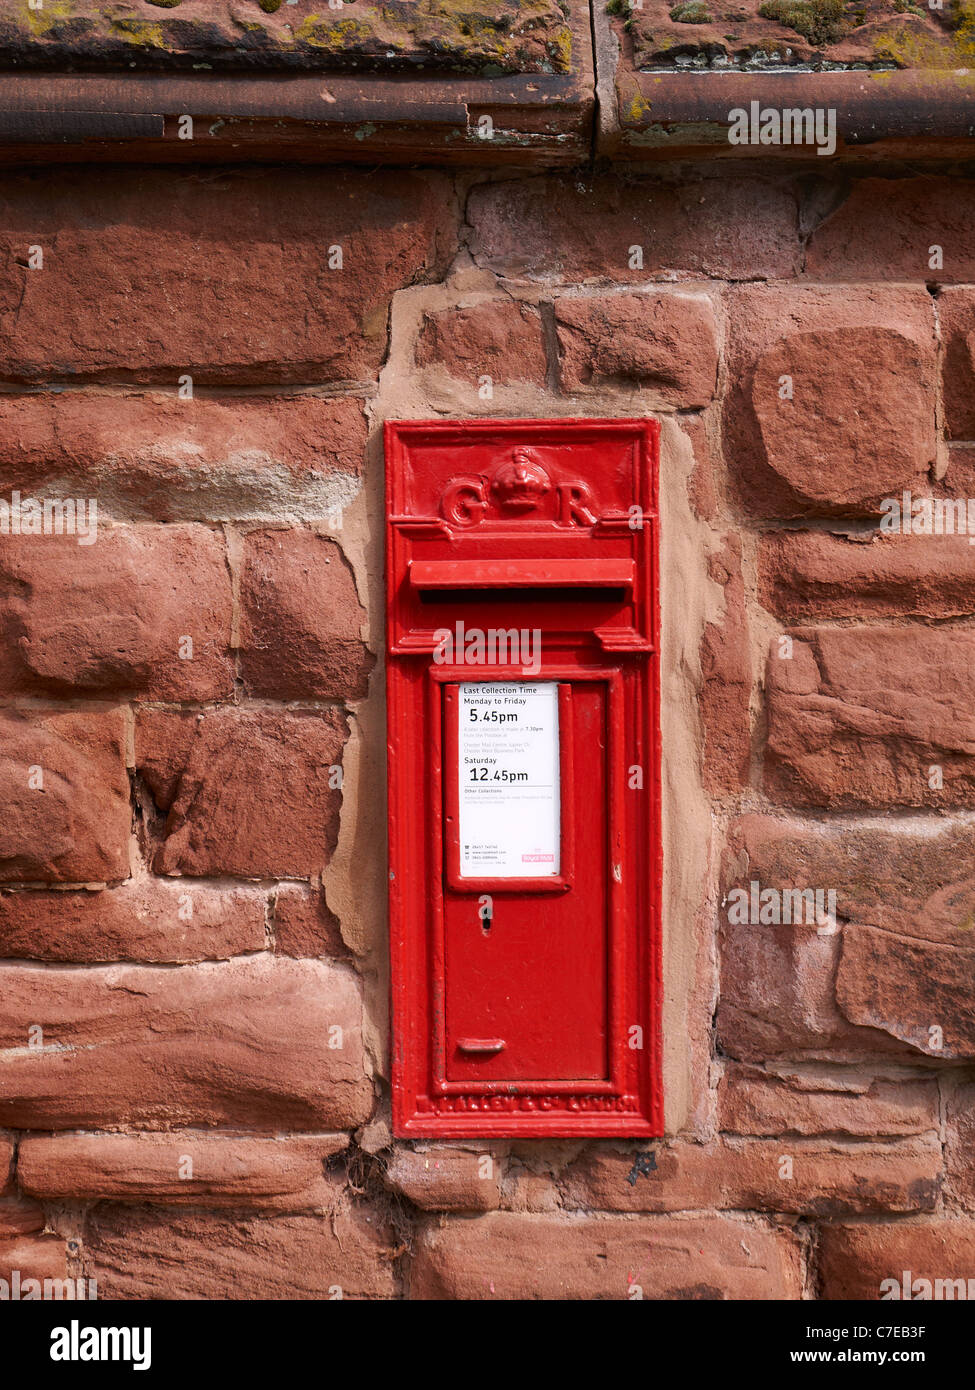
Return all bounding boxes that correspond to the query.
[385,418,662,1138]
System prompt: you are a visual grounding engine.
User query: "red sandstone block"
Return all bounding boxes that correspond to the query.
[133,709,201,811]
[940,446,975,498]
[0,1235,72,1290]
[0,708,130,883]
[0,526,233,699]
[939,289,975,441]
[240,529,374,700]
[838,925,975,1059]
[718,1064,940,1139]
[560,1138,940,1215]
[410,1212,803,1299]
[0,0,573,75]
[724,812,975,945]
[0,955,372,1131]
[720,813,975,1061]
[84,1202,396,1300]
[18,1132,348,1210]
[717,914,905,1063]
[819,1220,975,1299]
[0,392,366,522]
[415,301,547,385]
[946,1084,975,1210]
[0,880,266,963]
[0,167,453,384]
[384,1147,502,1212]
[554,290,718,405]
[468,175,800,283]
[136,708,348,879]
[501,1169,562,1213]
[765,628,975,809]
[0,1138,11,1192]
[758,531,975,621]
[272,885,345,959]
[806,178,975,284]
[0,1195,44,1239]
[699,533,751,792]
[723,285,936,516]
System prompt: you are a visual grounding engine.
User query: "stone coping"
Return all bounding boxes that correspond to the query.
[0,0,971,162]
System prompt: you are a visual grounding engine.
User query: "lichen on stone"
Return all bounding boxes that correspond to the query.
[549,23,573,65]
[22,0,76,38]
[294,15,377,50]
[670,2,714,21]
[108,17,170,50]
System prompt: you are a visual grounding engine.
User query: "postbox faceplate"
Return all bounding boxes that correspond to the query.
[386,419,662,1138]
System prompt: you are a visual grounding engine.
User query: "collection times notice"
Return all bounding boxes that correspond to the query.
[457,682,560,878]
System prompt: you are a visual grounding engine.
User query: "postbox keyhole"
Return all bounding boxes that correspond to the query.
[478,894,493,935]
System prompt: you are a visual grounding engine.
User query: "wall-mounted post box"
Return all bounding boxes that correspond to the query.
[385,419,662,1138]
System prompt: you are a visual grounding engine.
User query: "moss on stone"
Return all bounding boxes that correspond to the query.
[606,0,638,28]
[758,0,849,46]
[258,0,285,12]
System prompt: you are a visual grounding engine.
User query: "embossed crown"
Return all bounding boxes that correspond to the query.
[489,448,551,514]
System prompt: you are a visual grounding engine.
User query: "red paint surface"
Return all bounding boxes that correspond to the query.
[385,418,662,1138]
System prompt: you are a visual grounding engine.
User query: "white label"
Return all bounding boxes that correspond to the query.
[457,682,560,878]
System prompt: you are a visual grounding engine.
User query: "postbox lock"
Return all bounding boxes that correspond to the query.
[386,419,662,1139]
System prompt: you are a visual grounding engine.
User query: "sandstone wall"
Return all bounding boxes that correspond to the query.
[1,162,973,1299]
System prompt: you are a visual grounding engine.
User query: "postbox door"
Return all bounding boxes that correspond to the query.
[441,678,613,1084]
[386,415,661,1138]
